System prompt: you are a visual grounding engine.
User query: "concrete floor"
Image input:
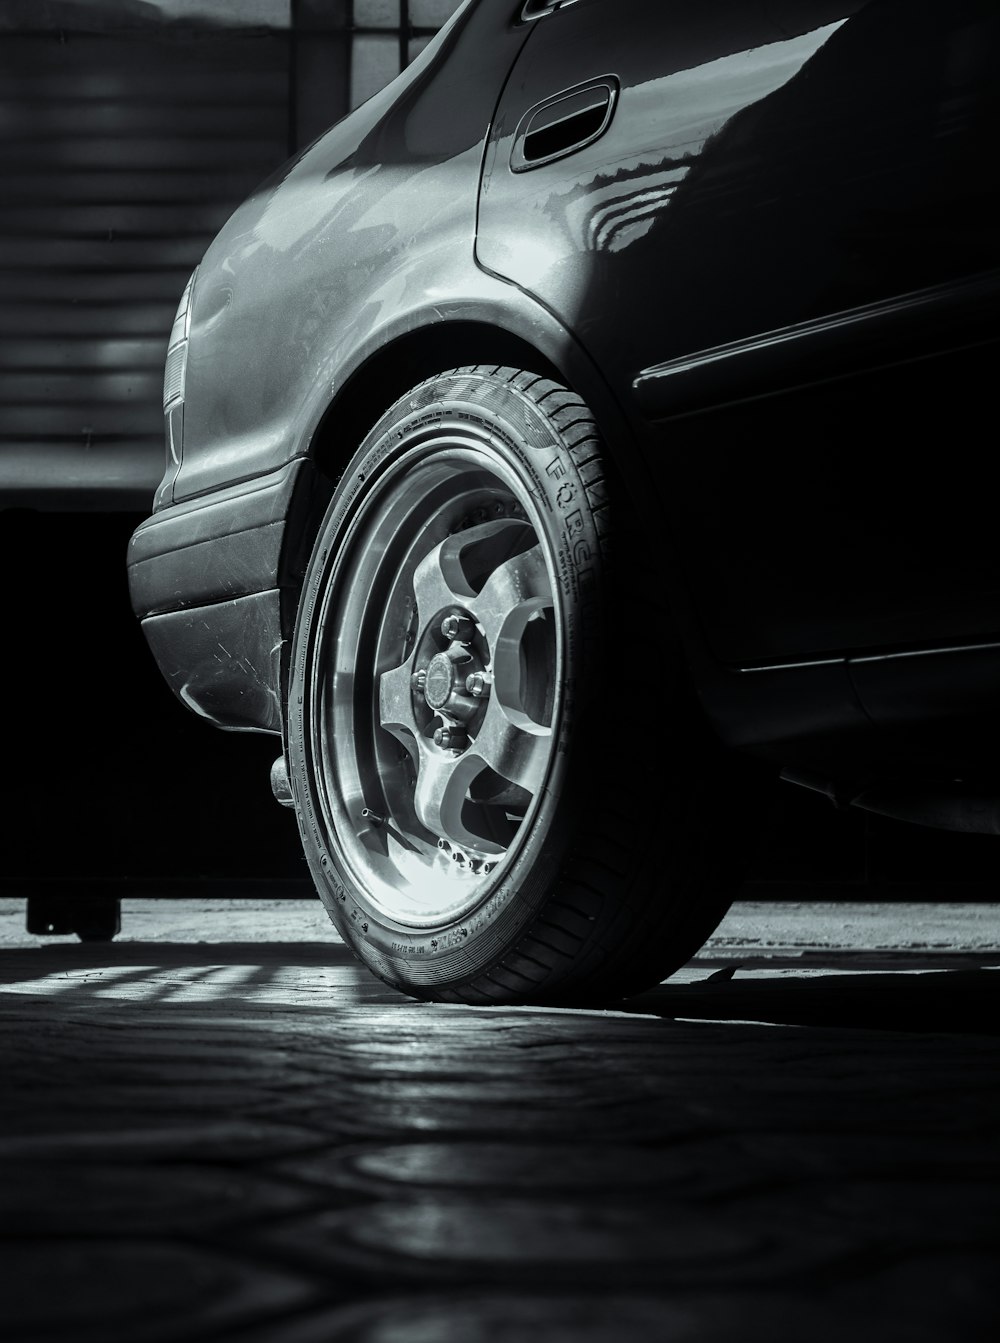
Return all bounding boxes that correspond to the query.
[1,898,999,1342]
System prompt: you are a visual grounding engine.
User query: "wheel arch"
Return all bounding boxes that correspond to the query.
[277,313,640,730]
[310,320,564,486]
[280,317,590,648]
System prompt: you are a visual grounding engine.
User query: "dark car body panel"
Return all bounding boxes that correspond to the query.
[479,0,1000,644]
[474,0,1000,771]
[130,0,1000,787]
[141,590,286,733]
[129,460,302,616]
[130,456,324,731]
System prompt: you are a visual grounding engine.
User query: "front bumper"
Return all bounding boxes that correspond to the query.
[127,460,308,733]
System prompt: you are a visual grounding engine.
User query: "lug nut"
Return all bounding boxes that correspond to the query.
[410,668,427,692]
[441,612,474,644]
[433,724,467,750]
[465,671,491,698]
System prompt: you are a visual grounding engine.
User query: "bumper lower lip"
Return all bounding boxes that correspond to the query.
[140,590,285,733]
[128,458,309,733]
[127,459,304,620]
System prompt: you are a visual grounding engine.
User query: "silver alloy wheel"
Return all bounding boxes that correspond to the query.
[309,432,562,927]
[292,367,744,1005]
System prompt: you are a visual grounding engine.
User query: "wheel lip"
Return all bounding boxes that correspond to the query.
[301,418,567,931]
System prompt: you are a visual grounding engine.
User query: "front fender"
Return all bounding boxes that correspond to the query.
[173,0,534,505]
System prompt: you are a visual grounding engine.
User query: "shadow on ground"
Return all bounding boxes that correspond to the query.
[2,940,997,1034]
[1,937,999,1341]
[632,956,1000,1035]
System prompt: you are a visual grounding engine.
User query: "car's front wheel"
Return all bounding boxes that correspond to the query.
[287,366,750,1003]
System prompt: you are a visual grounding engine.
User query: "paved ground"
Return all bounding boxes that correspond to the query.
[1,897,999,1342]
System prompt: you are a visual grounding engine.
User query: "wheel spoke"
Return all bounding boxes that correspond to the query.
[412,745,504,854]
[378,660,419,742]
[413,519,536,632]
[471,696,552,798]
[469,544,552,646]
[412,537,472,632]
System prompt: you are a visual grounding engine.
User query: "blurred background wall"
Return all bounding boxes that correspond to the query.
[0,0,460,509]
[1,0,997,904]
[0,0,462,899]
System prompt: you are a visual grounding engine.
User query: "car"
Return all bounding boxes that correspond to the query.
[128,0,1000,1003]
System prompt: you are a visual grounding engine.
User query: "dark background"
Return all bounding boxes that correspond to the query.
[0,0,453,899]
[2,0,999,903]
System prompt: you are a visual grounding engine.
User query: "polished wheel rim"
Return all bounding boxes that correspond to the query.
[312,433,562,927]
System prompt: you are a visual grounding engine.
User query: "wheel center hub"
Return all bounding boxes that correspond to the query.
[423,652,455,711]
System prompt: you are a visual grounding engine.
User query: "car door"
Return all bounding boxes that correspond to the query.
[477,0,1000,667]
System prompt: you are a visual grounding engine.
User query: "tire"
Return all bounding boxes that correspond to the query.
[25,894,120,943]
[287,366,752,1004]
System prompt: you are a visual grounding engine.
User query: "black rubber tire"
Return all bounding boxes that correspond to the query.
[288,366,756,1004]
[75,899,121,943]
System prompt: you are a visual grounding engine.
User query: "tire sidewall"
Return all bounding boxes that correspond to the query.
[287,370,606,992]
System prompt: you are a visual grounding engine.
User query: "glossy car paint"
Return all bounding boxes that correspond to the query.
[169,5,521,505]
[478,0,1000,766]
[130,0,1000,790]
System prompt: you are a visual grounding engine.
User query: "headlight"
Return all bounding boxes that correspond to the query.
[162,267,198,474]
[164,268,196,412]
